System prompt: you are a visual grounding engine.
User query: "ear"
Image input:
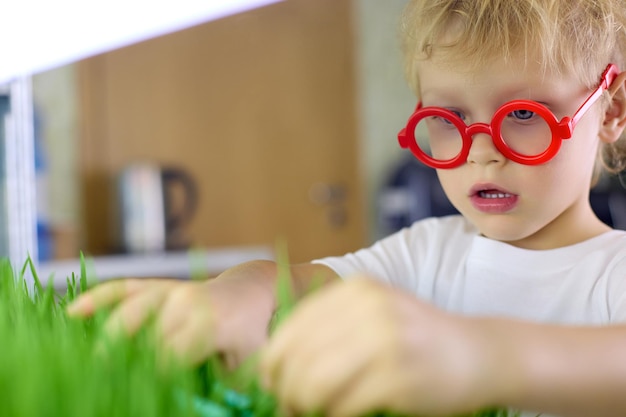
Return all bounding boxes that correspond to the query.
[599,71,626,144]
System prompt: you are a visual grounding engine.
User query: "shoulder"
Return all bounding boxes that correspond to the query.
[603,230,626,270]
[589,229,626,264]
[605,228,626,246]
[593,230,626,321]
[572,230,626,296]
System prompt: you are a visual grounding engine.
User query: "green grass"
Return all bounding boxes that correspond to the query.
[0,255,515,417]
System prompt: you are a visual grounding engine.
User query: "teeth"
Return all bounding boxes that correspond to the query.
[479,191,512,199]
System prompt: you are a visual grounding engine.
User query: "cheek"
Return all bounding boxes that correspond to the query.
[569,111,603,156]
[515,159,590,210]
[521,166,561,196]
[435,170,466,205]
[550,127,599,180]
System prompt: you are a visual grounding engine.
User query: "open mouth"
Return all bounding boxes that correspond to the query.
[476,190,514,199]
[470,182,516,198]
[469,184,519,213]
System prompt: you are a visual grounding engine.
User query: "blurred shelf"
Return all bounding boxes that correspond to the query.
[39,245,274,288]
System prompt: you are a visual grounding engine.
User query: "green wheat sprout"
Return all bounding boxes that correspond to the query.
[0,250,515,417]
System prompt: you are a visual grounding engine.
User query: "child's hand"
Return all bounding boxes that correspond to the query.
[260,278,499,417]
[67,263,277,367]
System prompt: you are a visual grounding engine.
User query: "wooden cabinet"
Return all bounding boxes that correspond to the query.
[77,0,366,263]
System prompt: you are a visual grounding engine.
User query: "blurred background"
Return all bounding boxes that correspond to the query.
[3,0,624,282]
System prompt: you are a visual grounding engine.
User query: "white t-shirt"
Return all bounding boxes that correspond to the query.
[313,215,626,416]
[315,215,626,324]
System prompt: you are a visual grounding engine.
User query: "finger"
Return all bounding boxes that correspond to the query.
[327,364,401,417]
[260,280,356,377]
[264,283,390,414]
[273,306,363,401]
[103,283,171,336]
[158,313,218,366]
[66,278,148,317]
[277,314,392,415]
[261,278,382,382]
[330,362,440,417]
[155,285,202,338]
[273,338,359,415]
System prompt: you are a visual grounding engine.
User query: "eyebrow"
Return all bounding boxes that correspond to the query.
[420,84,561,107]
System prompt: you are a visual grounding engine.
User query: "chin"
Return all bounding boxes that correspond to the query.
[479,229,531,243]
[469,215,540,244]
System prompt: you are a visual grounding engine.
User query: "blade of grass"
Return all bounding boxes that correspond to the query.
[27,255,44,298]
[66,273,76,301]
[188,247,209,281]
[268,239,296,334]
[79,251,88,293]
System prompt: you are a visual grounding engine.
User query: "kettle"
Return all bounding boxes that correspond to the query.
[117,162,198,253]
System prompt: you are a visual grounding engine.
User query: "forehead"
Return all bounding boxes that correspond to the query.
[415,54,587,103]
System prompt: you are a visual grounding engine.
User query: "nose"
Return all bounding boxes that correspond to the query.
[466,123,505,166]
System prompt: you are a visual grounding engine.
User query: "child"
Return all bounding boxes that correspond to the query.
[68,1,626,416]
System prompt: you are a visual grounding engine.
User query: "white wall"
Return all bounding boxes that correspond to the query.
[32,66,80,226]
[32,65,80,257]
[351,0,416,241]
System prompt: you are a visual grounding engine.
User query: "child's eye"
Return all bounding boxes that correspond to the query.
[434,116,454,126]
[436,109,465,125]
[449,109,465,120]
[509,109,536,121]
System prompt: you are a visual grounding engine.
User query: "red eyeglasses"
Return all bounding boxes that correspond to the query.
[398,64,620,169]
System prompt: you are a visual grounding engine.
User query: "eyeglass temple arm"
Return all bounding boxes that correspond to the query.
[398,127,408,147]
[569,64,620,129]
[398,102,423,148]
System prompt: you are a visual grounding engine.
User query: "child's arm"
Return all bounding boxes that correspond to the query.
[482,317,626,417]
[66,260,339,366]
[261,277,626,417]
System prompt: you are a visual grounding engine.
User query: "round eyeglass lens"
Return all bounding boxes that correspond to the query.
[498,107,553,156]
[414,114,464,161]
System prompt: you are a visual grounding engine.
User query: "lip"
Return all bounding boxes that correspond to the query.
[469,182,519,214]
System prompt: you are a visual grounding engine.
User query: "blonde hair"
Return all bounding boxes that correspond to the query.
[400,0,626,175]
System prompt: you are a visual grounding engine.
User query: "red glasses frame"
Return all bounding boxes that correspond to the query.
[398,64,620,169]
